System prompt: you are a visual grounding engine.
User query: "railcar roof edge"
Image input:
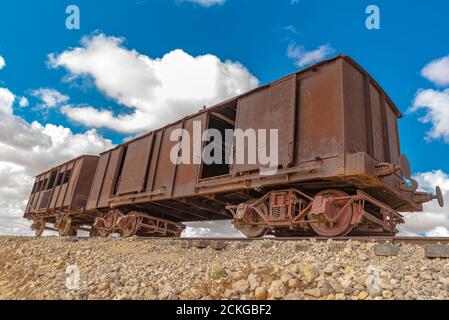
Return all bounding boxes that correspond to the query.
[33,154,99,177]
[94,54,403,155]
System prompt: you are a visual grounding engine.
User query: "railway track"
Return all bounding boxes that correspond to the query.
[22,236,449,245]
[56,236,449,245]
[141,236,449,245]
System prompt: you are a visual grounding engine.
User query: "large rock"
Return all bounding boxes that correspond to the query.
[254,287,268,300]
[232,279,250,294]
[302,264,319,284]
[323,263,338,275]
[247,274,260,291]
[269,280,286,299]
[304,288,321,298]
[357,291,369,300]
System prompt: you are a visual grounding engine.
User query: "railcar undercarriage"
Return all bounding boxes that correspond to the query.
[30,209,185,238]
[227,188,418,238]
[30,185,440,239]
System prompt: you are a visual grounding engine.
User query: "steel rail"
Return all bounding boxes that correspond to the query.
[23,236,449,245]
[133,236,449,245]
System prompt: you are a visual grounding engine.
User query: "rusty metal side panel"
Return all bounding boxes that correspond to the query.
[342,60,368,154]
[72,157,99,210]
[63,159,83,207]
[172,114,207,197]
[295,60,344,163]
[369,83,386,162]
[150,123,183,199]
[38,190,52,210]
[145,130,163,193]
[97,148,123,208]
[35,172,50,212]
[116,135,153,195]
[55,162,74,209]
[231,76,296,174]
[386,102,400,164]
[86,152,110,210]
[48,164,67,210]
[30,176,44,212]
[46,167,61,211]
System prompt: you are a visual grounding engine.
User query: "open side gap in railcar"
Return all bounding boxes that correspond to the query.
[47,170,58,190]
[201,103,237,179]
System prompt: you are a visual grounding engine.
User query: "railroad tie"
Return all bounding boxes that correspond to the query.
[374,244,400,257]
[294,243,310,252]
[209,240,227,250]
[425,245,449,259]
[192,240,210,249]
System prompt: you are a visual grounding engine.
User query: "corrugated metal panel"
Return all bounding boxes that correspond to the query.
[369,83,385,162]
[295,60,344,163]
[38,190,52,210]
[55,163,74,209]
[116,135,153,195]
[86,153,110,210]
[173,114,207,197]
[151,123,183,198]
[231,76,296,174]
[63,159,83,207]
[145,130,163,192]
[73,157,99,210]
[386,102,400,164]
[48,165,66,210]
[343,60,368,154]
[34,172,50,211]
[97,148,123,208]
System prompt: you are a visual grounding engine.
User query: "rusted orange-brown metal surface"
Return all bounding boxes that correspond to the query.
[24,55,444,238]
[24,155,99,236]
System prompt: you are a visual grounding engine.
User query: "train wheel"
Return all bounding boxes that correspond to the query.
[238,200,268,238]
[308,190,354,237]
[93,218,111,237]
[58,216,73,237]
[33,219,45,237]
[121,215,140,238]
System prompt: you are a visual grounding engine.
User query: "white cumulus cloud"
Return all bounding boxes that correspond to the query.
[411,88,449,143]
[18,97,29,108]
[31,88,70,109]
[399,170,449,237]
[410,54,449,143]
[0,87,14,114]
[177,0,226,7]
[183,221,242,238]
[49,34,259,133]
[0,87,113,235]
[0,55,5,70]
[421,54,449,87]
[287,41,334,67]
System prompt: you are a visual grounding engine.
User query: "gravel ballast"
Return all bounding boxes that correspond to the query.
[0,236,448,300]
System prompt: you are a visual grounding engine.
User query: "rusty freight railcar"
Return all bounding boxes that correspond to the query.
[24,55,443,238]
[24,155,99,236]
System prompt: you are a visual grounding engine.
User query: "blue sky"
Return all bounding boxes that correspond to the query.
[0,0,449,235]
[0,0,448,172]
